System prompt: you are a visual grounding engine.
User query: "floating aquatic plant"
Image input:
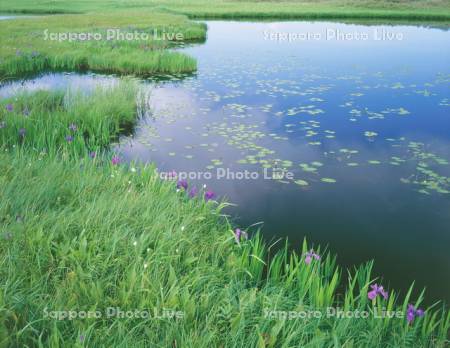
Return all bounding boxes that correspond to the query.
[321,178,336,183]
[364,131,378,138]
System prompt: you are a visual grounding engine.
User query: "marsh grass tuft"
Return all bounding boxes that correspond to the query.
[0,80,138,156]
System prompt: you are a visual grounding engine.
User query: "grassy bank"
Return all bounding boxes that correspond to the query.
[0,81,138,155]
[1,149,449,347]
[0,12,206,78]
[1,0,450,21]
[0,85,449,347]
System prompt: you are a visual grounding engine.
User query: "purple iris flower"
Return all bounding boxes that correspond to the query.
[65,135,74,143]
[204,190,215,201]
[18,128,26,137]
[367,283,388,300]
[407,304,424,324]
[0,121,6,129]
[31,51,39,58]
[23,107,30,116]
[167,170,177,180]
[89,151,96,159]
[69,123,77,132]
[79,335,85,342]
[6,104,13,112]
[188,186,197,198]
[304,249,320,264]
[111,155,120,165]
[16,50,22,56]
[177,179,188,190]
[234,228,248,244]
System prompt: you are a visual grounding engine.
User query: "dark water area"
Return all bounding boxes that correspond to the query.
[1,21,449,304]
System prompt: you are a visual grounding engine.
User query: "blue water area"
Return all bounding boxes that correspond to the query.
[1,20,449,304]
[0,15,36,20]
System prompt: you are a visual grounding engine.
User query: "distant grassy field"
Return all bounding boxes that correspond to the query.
[1,0,450,20]
[0,11,206,79]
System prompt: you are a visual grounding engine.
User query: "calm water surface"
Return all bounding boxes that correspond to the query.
[1,21,449,303]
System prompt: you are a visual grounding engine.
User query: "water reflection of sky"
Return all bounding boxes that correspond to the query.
[0,21,449,304]
[0,15,36,20]
[0,73,118,97]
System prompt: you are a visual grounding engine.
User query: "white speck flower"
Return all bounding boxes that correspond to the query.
[203,184,207,189]
[146,248,150,253]
[133,241,137,246]
[181,226,185,231]
[144,263,148,269]
[131,167,136,172]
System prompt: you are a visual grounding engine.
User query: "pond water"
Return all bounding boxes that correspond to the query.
[0,15,36,20]
[1,21,449,304]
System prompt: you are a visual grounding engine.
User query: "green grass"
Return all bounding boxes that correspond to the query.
[0,12,206,78]
[0,86,449,347]
[1,0,450,20]
[0,80,138,156]
[0,1,449,346]
[153,0,450,21]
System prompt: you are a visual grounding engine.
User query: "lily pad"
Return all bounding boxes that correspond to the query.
[321,178,337,183]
